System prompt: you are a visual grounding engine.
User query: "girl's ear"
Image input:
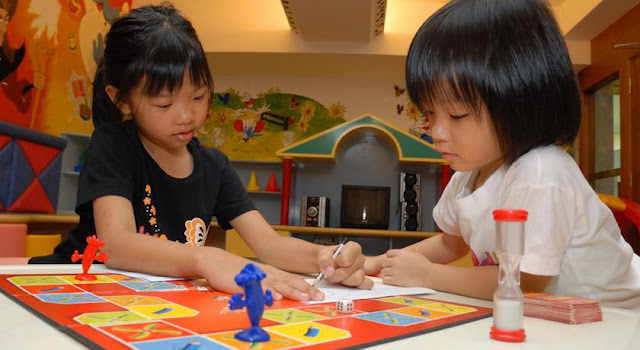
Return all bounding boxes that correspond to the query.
[105,85,132,115]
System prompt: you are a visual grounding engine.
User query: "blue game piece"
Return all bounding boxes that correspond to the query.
[228,263,274,342]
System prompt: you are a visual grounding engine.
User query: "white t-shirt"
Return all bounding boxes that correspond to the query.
[433,145,640,310]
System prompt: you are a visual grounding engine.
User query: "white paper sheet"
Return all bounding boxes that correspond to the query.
[305,279,436,304]
[90,266,182,282]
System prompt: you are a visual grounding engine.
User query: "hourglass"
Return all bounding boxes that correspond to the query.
[490,209,528,342]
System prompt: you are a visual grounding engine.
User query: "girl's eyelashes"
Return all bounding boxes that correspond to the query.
[193,94,206,101]
[450,113,469,120]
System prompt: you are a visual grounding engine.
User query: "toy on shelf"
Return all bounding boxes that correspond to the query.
[73,149,88,172]
[71,235,108,281]
[246,171,261,192]
[264,172,280,192]
[229,263,273,342]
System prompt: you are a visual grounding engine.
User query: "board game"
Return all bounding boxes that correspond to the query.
[0,273,492,349]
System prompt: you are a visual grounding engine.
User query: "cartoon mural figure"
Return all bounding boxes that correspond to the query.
[233,117,265,142]
[206,90,346,161]
[93,0,132,24]
[0,0,34,116]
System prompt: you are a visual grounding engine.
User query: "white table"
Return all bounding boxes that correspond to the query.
[1,264,639,350]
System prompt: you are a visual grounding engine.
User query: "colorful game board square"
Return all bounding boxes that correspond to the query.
[104,295,171,306]
[392,307,452,320]
[172,278,213,291]
[99,321,187,342]
[23,284,83,294]
[300,304,363,318]
[353,311,425,326]
[35,292,105,304]
[107,274,148,283]
[418,302,477,315]
[75,311,148,325]
[376,296,432,306]
[207,330,304,349]
[60,275,116,284]
[267,322,350,344]
[8,275,67,285]
[120,281,186,292]
[129,303,198,319]
[263,308,326,324]
[132,336,228,350]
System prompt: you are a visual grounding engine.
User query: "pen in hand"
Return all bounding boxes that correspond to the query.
[312,238,348,287]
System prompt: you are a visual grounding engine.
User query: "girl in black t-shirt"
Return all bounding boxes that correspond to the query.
[30,4,372,300]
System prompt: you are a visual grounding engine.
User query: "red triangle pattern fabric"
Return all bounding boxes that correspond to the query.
[16,139,61,175]
[0,135,10,149]
[8,179,55,213]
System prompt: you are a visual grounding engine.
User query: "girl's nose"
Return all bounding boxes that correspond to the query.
[430,119,449,143]
[177,107,194,124]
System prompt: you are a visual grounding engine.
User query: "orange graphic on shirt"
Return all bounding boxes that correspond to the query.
[184,218,207,246]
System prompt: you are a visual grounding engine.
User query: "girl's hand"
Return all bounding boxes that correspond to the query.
[380,249,431,287]
[364,255,384,276]
[317,241,374,289]
[258,264,326,301]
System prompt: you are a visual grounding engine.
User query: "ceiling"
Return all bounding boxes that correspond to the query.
[155,0,640,76]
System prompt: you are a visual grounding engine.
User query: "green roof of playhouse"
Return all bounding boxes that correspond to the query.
[276,114,444,164]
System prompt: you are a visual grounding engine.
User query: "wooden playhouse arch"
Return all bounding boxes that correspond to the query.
[274,114,449,224]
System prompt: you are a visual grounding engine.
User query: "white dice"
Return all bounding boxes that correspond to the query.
[337,299,354,313]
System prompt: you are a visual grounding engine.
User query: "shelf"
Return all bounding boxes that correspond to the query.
[61,171,80,176]
[247,191,281,195]
[0,214,438,239]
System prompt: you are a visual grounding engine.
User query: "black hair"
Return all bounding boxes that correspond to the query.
[406,0,581,165]
[92,4,213,127]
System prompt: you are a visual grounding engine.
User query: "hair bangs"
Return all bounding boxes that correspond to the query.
[139,28,213,97]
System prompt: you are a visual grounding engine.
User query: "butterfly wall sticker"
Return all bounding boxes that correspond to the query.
[396,104,404,115]
[394,85,406,97]
[217,92,230,105]
[290,96,300,108]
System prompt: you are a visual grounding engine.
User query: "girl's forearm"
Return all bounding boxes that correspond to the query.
[426,264,499,300]
[405,233,469,264]
[257,234,322,274]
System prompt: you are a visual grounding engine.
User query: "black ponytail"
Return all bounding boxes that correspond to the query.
[91,61,122,127]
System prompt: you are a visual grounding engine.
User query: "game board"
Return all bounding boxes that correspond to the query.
[0,273,492,349]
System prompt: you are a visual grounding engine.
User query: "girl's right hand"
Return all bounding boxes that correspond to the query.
[258,264,325,301]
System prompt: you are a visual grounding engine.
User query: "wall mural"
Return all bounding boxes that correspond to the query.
[202,88,346,161]
[0,0,131,135]
[393,84,432,144]
[0,1,427,162]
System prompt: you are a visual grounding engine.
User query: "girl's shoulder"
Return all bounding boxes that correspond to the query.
[192,142,231,168]
[506,145,582,187]
[90,120,137,145]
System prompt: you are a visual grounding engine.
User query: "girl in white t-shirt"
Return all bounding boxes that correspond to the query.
[365,0,640,310]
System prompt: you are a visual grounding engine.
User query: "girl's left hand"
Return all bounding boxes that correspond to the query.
[317,241,374,289]
[380,249,431,287]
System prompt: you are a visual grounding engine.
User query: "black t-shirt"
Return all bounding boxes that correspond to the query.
[34,120,255,262]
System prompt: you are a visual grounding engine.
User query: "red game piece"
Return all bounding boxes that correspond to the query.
[71,235,108,281]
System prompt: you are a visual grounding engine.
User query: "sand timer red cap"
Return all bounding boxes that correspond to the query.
[490,209,528,342]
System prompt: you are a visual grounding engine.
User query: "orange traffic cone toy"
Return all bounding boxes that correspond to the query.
[264,172,280,192]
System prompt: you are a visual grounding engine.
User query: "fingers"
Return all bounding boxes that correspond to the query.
[318,241,363,279]
[335,269,374,289]
[385,249,401,258]
[363,255,383,275]
[263,275,325,301]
